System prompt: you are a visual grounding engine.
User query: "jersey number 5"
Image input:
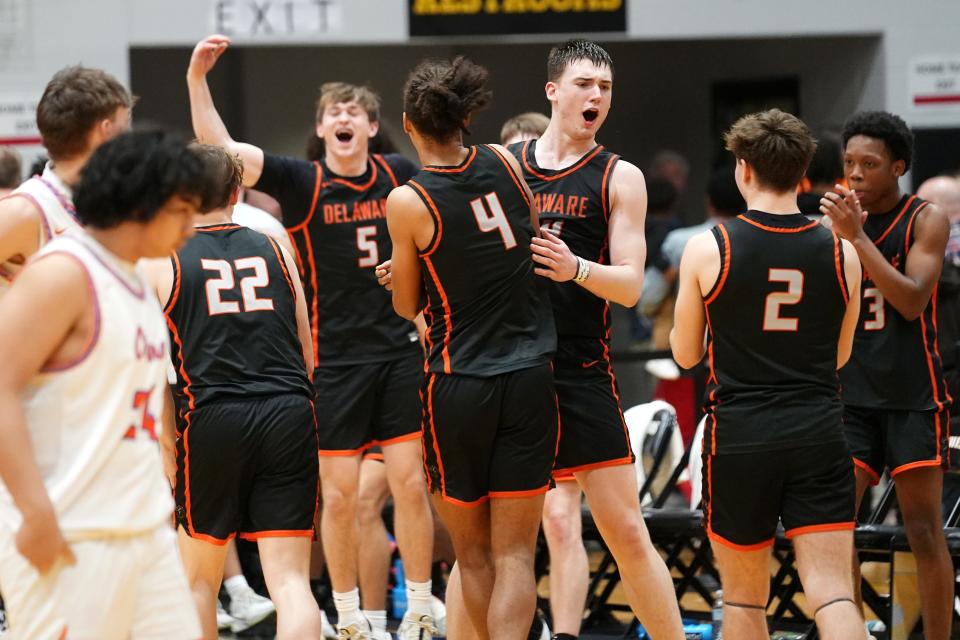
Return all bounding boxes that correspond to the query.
[470,192,517,250]
[763,268,803,332]
[202,257,274,316]
[356,226,379,268]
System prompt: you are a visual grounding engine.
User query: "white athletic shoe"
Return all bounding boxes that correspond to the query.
[227,588,276,632]
[337,621,373,639]
[322,610,339,639]
[216,600,237,630]
[398,611,437,640]
[430,595,447,636]
[370,629,393,640]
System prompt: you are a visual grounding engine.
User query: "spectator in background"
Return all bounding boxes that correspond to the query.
[798,135,844,218]
[634,178,680,342]
[0,147,21,197]
[500,112,550,146]
[28,155,47,179]
[918,176,960,265]
[644,167,745,443]
[651,149,690,197]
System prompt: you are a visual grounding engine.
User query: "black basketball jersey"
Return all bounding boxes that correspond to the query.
[256,153,419,367]
[509,139,619,341]
[407,145,556,377]
[703,212,849,455]
[839,194,951,411]
[165,224,312,417]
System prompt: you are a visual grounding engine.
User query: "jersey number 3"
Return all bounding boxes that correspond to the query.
[202,258,274,316]
[763,268,803,332]
[862,286,885,331]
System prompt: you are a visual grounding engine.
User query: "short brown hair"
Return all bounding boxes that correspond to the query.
[723,109,817,193]
[36,66,133,160]
[0,147,21,189]
[316,82,380,124]
[189,144,243,211]
[500,112,550,145]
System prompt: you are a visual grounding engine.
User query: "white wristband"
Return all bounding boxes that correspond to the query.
[573,256,591,284]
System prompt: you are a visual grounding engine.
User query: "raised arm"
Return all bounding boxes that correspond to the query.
[186,35,265,186]
[837,238,862,368]
[530,160,647,307]
[822,185,948,320]
[386,186,432,321]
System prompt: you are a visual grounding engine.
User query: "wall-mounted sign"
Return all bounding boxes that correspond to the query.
[0,93,45,181]
[409,0,625,37]
[211,0,343,40]
[909,55,960,112]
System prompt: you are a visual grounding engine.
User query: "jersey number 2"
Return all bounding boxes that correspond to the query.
[202,258,274,316]
[763,268,803,332]
[470,193,517,249]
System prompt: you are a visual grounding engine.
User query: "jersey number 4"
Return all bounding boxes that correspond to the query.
[202,258,274,316]
[471,193,517,249]
[763,268,803,332]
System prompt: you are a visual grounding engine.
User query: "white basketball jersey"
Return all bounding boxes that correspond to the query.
[0,165,83,289]
[0,234,174,537]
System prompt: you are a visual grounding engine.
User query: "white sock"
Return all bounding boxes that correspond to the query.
[224,574,253,600]
[333,588,364,628]
[406,579,433,616]
[363,609,387,633]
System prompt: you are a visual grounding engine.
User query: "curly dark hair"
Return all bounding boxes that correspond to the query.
[842,111,914,172]
[75,130,213,229]
[403,56,492,143]
[547,39,614,82]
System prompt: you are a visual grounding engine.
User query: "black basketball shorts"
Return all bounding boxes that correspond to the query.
[702,441,856,549]
[843,406,950,484]
[175,393,319,543]
[314,352,423,455]
[552,338,634,477]
[421,363,559,506]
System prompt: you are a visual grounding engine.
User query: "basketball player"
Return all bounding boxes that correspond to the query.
[141,145,320,639]
[388,56,557,640]
[510,39,684,638]
[0,130,205,640]
[0,66,132,289]
[0,147,21,198]
[671,109,864,640]
[500,113,550,146]
[186,35,436,638]
[821,111,953,640]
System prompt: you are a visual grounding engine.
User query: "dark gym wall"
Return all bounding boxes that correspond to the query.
[131,35,881,226]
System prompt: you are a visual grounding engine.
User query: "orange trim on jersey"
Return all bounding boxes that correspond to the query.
[552,383,562,470]
[319,444,370,457]
[195,224,241,232]
[285,162,324,233]
[784,521,855,539]
[520,140,605,182]
[737,214,818,234]
[377,431,421,447]
[485,144,531,208]
[553,471,577,482]
[852,457,881,485]
[302,230,321,365]
[372,154,399,188]
[703,225,731,305]
[872,195,916,246]
[440,494,490,508]
[599,154,618,221]
[422,146,478,174]
[891,459,943,477]
[35,252,101,373]
[58,625,68,640]
[422,257,453,373]
[327,159,379,192]
[489,485,550,499]
[707,530,775,552]
[421,304,435,374]
[553,455,634,476]
[903,201,929,257]
[183,529,237,546]
[408,180,444,257]
[426,373,448,497]
[832,233,849,304]
[164,252,182,315]
[266,237,296,299]
[239,529,313,541]
[364,451,386,462]
[287,229,306,275]
[601,340,632,458]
